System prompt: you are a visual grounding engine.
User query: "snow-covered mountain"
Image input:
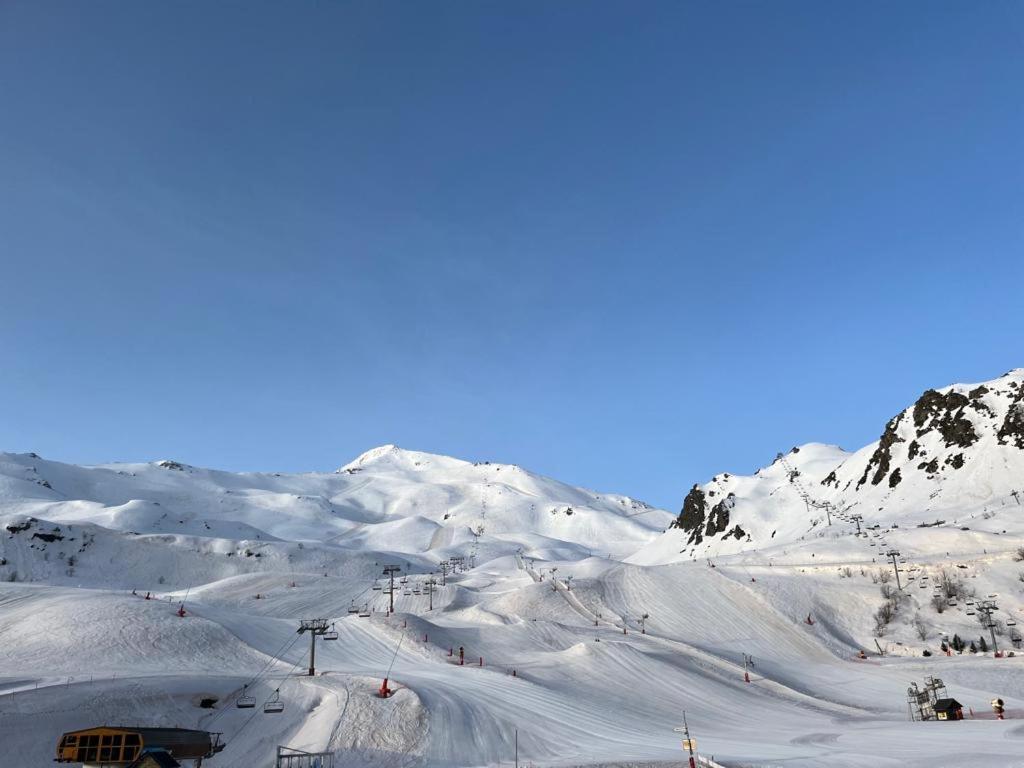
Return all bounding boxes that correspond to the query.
[637,369,1024,564]
[0,444,671,589]
[4,375,1024,768]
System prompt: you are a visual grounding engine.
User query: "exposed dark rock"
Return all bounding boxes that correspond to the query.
[704,494,735,539]
[945,453,965,470]
[912,389,978,448]
[907,441,920,460]
[728,525,746,540]
[821,470,839,489]
[32,532,63,543]
[671,485,708,545]
[918,458,939,474]
[888,468,902,488]
[858,413,905,489]
[997,387,1024,449]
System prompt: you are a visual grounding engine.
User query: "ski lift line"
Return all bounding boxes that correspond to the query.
[385,633,405,680]
[206,573,370,728]
[229,643,313,742]
[204,632,305,728]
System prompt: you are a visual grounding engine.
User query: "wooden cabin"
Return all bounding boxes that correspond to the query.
[933,698,964,721]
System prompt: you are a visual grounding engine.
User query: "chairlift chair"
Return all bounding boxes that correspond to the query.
[413,589,422,595]
[1007,619,1017,626]
[403,589,412,596]
[948,599,957,606]
[264,689,284,714]
[359,604,371,618]
[967,609,976,616]
[348,602,359,614]
[372,585,383,591]
[323,623,339,641]
[237,685,256,709]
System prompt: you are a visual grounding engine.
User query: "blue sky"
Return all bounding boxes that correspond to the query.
[1,2,1022,510]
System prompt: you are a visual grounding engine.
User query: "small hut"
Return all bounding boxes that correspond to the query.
[933,698,964,721]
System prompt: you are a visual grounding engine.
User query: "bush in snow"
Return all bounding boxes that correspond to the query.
[913,614,928,640]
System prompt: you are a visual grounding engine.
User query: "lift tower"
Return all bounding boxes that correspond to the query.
[297,619,330,676]
[383,565,402,614]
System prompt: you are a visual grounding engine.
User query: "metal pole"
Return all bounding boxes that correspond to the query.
[515,728,518,768]
[309,630,316,677]
[682,711,696,768]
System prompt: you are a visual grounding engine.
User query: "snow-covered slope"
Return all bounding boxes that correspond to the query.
[4,378,1024,768]
[0,445,672,590]
[637,369,1024,564]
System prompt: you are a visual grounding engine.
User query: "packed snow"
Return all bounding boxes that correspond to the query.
[4,372,1024,767]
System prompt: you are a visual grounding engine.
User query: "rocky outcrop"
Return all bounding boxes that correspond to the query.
[857,413,905,488]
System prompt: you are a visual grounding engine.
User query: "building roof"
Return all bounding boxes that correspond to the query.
[933,698,963,711]
[127,749,181,768]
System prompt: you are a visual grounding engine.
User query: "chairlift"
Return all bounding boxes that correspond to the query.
[264,689,284,714]
[237,685,256,709]
[413,589,422,595]
[359,604,371,618]
[919,583,927,589]
[1007,619,1017,626]
[403,589,412,596]
[323,623,339,641]
[948,599,957,607]
[966,609,976,616]
[372,584,383,591]
[347,603,359,614]
[400,576,409,584]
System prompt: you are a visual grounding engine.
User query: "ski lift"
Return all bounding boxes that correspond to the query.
[237,685,256,709]
[372,584,382,591]
[967,609,976,616]
[403,589,412,596]
[358,604,371,618]
[1007,620,1017,626]
[948,598,957,607]
[347,602,359,614]
[323,623,339,641]
[919,582,927,589]
[413,589,422,595]
[264,689,284,714]
[400,576,408,584]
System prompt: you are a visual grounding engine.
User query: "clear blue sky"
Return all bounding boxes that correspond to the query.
[1,2,1022,510]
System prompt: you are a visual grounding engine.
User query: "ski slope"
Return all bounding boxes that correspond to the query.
[3,373,1024,768]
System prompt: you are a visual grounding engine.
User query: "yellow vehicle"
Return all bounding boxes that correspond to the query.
[55,727,224,766]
